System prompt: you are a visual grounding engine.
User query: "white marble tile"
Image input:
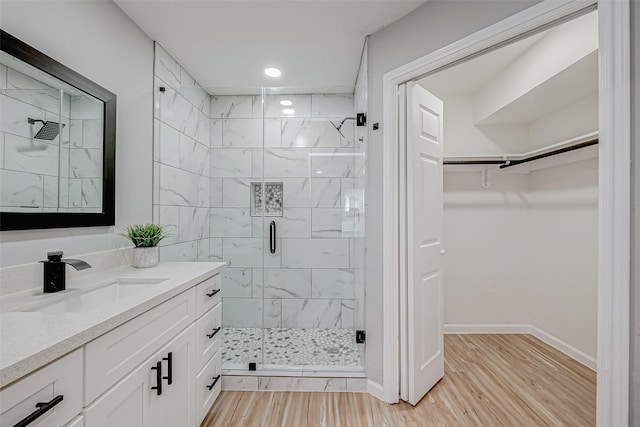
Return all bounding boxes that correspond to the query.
[221,376,259,391]
[281,119,341,148]
[251,95,263,118]
[180,69,209,114]
[179,133,209,175]
[210,119,223,148]
[197,238,211,262]
[0,64,6,91]
[273,208,311,238]
[69,119,82,148]
[282,178,311,208]
[5,74,60,116]
[312,208,343,238]
[346,378,367,392]
[264,299,282,328]
[154,44,181,89]
[264,118,282,147]
[281,299,342,328]
[223,119,262,148]
[258,377,346,391]
[179,206,209,241]
[156,120,179,167]
[59,147,70,178]
[68,179,82,208]
[222,267,252,297]
[210,95,253,119]
[281,239,350,268]
[263,268,312,298]
[339,120,356,147]
[310,178,341,208]
[152,162,160,205]
[210,238,223,262]
[264,95,311,118]
[251,268,263,298]
[311,94,354,118]
[198,175,210,207]
[197,110,210,146]
[0,94,46,139]
[211,149,252,177]
[311,269,355,299]
[210,208,252,237]
[222,298,262,327]
[222,238,264,267]
[159,241,198,262]
[159,164,199,206]
[81,178,102,208]
[341,300,355,329]
[70,148,102,178]
[82,119,102,148]
[41,175,57,208]
[263,148,310,178]
[251,149,263,178]
[222,178,252,208]
[157,79,200,140]
[3,133,58,176]
[158,205,179,246]
[69,95,103,120]
[311,148,354,177]
[210,178,223,207]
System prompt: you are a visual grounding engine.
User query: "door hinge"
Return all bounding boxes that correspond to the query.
[356,330,366,343]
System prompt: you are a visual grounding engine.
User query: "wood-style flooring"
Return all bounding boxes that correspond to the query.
[202,334,596,426]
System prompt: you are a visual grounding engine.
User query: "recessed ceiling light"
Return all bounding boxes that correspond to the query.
[282,108,295,115]
[264,67,281,78]
[280,100,293,106]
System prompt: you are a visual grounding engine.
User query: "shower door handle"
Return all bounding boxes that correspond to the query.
[269,221,276,254]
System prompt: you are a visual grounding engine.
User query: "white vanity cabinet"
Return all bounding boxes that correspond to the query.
[0,267,224,427]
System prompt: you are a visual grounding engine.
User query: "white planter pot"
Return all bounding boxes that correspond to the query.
[133,246,159,268]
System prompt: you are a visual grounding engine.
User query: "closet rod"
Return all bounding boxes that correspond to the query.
[442,138,599,168]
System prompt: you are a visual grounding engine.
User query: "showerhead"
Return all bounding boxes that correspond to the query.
[28,118,65,141]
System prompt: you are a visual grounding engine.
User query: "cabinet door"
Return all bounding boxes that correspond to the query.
[82,354,156,427]
[155,323,197,427]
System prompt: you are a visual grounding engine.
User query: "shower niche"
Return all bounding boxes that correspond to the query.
[250,182,283,217]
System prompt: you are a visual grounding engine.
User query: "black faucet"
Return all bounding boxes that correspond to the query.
[40,251,92,293]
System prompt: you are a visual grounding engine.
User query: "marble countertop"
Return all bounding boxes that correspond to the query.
[0,261,227,388]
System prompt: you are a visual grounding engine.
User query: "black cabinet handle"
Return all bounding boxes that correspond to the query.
[207,327,221,339]
[13,395,63,427]
[206,375,221,391]
[163,352,173,385]
[269,221,276,254]
[206,289,221,298]
[151,361,162,395]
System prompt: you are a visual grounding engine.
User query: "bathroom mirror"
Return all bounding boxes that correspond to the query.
[0,30,116,230]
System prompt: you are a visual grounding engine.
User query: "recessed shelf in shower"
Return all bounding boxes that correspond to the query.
[251,182,283,217]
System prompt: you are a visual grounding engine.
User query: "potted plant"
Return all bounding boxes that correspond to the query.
[123,224,170,268]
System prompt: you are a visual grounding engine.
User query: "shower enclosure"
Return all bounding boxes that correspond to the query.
[209,88,366,374]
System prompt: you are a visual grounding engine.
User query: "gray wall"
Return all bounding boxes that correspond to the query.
[0,0,154,266]
[630,0,639,424]
[365,0,541,385]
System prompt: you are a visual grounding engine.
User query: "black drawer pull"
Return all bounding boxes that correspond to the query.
[206,375,221,391]
[206,289,221,298]
[151,361,162,395]
[207,327,221,339]
[269,221,276,254]
[13,395,63,427]
[163,352,173,385]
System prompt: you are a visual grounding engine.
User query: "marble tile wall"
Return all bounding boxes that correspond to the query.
[152,43,211,261]
[0,63,103,212]
[211,93,363,330]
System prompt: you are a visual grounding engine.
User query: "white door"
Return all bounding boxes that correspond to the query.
[404,81,444,406]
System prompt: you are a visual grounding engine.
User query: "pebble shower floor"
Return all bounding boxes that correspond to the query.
[222,328,362,367]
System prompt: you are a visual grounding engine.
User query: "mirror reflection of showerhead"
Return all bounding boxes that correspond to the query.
[28,118,65,141]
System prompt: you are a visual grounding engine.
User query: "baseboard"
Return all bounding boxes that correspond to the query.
[444,323,597,371]
[444,323,531,334]
[529,326,597,371]
[367,379,385,401]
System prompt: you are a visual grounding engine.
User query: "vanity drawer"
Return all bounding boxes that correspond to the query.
[196,274,221,318]
[0,348,83,427]
[195,349,222,424]
[84,287,196,405]
[196,302,222,370]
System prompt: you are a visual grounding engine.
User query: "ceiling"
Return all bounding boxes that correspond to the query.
[115,0,427,94]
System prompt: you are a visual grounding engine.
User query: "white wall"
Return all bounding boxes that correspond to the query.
[0,1,154,266]
[365,0,541,385]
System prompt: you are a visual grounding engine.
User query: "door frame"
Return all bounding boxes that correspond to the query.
[380,1,631,426]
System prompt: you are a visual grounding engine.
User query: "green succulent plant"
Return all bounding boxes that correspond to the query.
[123,224,170,247]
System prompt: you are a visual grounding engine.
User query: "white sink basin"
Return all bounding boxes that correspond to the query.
[10,277,169,314]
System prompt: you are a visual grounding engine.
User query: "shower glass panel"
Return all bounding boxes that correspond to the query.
[213,87,365,374]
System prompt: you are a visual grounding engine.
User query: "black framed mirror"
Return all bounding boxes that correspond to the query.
[0,30,116,230]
